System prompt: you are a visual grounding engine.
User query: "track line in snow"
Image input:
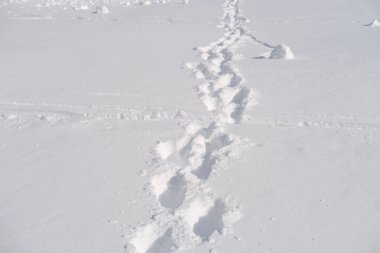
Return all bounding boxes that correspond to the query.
[123,0,376,251]
[1,0,188,10]
[124,0,257,252]
[0,101,208,125]
[123,0,371,251]
[247,112,380,130]
[2,101,379,131]
[184,0,258,124]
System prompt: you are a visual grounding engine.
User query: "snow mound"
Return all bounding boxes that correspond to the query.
[155,141,174,160]
[269,44,294,60]
[365,19,380,27]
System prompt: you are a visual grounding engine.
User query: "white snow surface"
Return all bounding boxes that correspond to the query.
[1,0,380,252]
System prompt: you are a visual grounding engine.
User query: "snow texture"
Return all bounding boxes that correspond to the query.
[1,0,380,252]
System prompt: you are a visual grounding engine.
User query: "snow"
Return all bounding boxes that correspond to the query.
[365,19,380,27]
[1,0,380,252]
[269,44,294,60]
[94,5,109,14]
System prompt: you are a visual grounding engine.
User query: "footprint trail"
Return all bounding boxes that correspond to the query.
[124,0,271,252]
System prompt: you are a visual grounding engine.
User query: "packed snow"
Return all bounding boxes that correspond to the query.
[1,0,380,252]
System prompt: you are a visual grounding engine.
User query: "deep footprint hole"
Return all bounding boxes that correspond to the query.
[192,134,233,180]
[146,229,173,253]
[159,174,186,209]
[193,200,226,241]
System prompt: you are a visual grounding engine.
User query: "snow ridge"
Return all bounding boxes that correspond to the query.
[124,1,257,252]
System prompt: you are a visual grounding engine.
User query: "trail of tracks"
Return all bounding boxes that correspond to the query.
[2,101,380,131]
[118,1,380,252]
[124,0,258,252]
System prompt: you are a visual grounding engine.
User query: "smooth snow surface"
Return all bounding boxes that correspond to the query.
[1,0,380,252]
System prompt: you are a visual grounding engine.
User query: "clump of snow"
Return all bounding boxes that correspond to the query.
[183,62,196,70]
[365,19,380,27]
[151,170,176,197]
[155,141,174,160]
[298,121,310,127]
[174,110,187,120]
[187,135,206,168]
[139,0,152,6]
[269,44,294,60]
[94,5,109,14]
[74,5,89,10]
